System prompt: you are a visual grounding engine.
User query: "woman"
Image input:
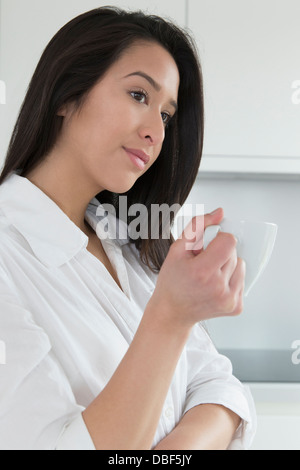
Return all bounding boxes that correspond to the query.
[0,7,255,450]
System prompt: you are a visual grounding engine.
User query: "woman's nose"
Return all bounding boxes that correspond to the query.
[138,113,165,146]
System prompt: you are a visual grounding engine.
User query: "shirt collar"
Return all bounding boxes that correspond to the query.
[0,173,129,267]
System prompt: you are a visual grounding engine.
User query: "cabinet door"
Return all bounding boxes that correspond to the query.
[188,0,300,174]
[0,0,186,167]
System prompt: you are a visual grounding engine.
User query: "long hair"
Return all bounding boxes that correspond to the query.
[0,6,204,272]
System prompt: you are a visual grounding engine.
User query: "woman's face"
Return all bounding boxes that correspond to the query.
[57,41,180,194]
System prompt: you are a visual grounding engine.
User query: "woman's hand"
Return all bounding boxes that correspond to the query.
[149,208,245,328]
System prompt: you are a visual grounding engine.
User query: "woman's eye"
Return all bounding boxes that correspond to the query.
[161,112,171,126]
[130,91,148,104]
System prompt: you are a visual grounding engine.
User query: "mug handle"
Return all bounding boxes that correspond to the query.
[203,225,221,250]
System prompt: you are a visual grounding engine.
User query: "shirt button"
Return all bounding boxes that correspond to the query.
[164,406,174,419]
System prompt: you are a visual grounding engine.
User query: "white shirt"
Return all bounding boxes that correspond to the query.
[0,173,256,450]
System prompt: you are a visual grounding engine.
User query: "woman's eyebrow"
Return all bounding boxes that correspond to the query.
[124,71,178,111]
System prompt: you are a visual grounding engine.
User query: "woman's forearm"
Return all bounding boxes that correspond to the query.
[82,301,192,450]
[154,404,241,450]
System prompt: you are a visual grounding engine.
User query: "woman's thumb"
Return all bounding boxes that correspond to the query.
[204,207,224,229]
[177,215,205,253]
[176,208,224,254]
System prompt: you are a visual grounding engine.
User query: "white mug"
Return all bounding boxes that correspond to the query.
[203,218,278,296]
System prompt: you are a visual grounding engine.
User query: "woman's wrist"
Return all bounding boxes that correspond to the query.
[144,294,194,338]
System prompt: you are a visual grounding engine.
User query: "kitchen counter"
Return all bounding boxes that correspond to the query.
[219,349,300,449]
[220,349,300,383]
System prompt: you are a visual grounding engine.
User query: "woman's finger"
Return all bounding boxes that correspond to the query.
[221,249,238,280]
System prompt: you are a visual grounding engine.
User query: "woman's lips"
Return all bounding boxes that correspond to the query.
[123,147,150,170]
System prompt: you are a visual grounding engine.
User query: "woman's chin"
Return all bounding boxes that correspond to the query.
[105,177,139,195]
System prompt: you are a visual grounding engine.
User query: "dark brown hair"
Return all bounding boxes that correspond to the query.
[0,6,204,272]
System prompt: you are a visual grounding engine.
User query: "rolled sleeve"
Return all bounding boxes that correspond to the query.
[184,323,257,450]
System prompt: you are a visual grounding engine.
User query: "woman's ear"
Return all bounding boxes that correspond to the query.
[57,104,68,117]
[57,101,77,118]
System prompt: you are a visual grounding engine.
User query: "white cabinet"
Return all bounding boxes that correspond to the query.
[0,0,186,167]
[188,0,300,174]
